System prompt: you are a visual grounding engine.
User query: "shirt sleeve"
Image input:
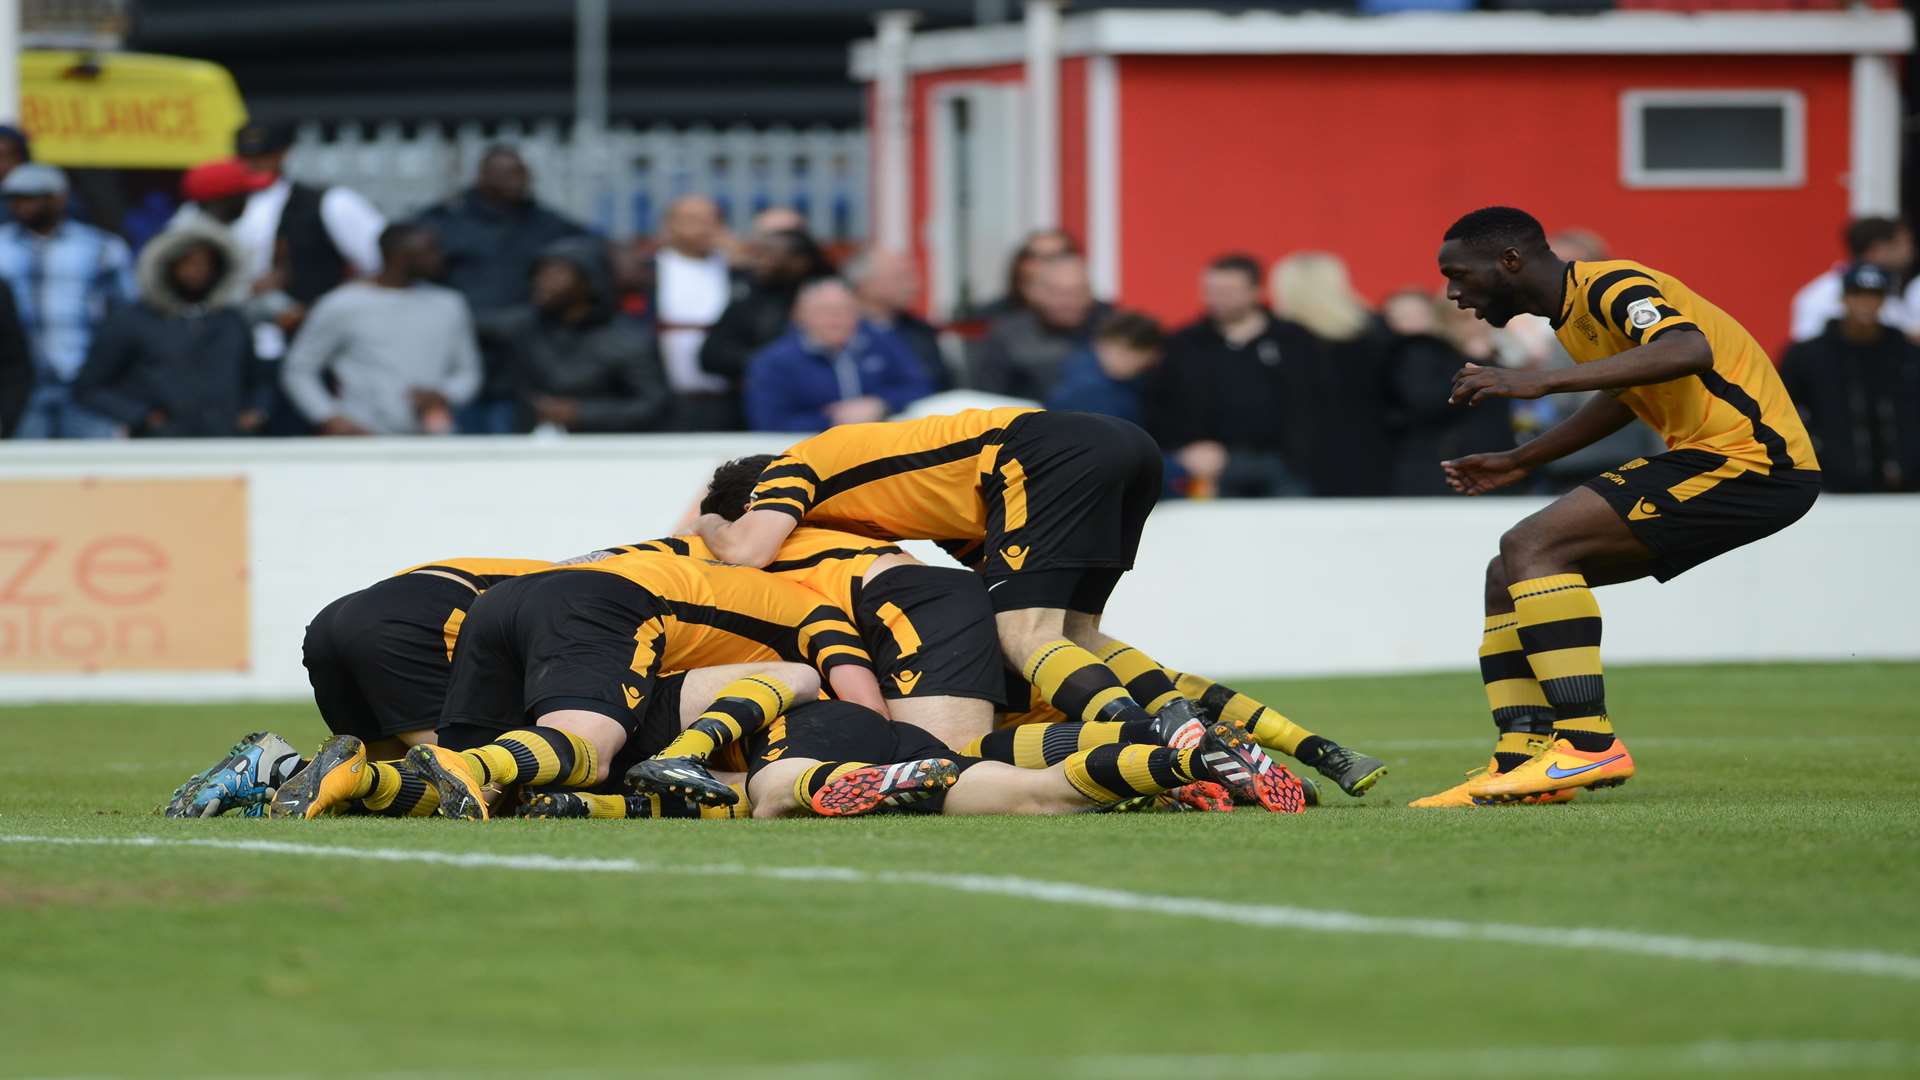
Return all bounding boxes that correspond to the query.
[793,602,872,674]
[319,187,388,275]
[1788,273,1839,343]
[1589,270,1696,347]
[748,453,821,519]
[439,296,482,406]
[280,294,345,422]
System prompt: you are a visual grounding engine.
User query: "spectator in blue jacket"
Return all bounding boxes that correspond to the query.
[743,278,933,432]
[1044,309,1165,426]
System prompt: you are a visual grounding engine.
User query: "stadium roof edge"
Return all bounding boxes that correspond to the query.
[848,9,1915,78]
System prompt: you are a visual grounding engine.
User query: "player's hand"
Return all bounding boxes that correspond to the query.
[1441,452,1529,496]
[1449,363,1550,406]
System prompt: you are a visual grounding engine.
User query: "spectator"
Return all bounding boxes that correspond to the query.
[0,164,136,438]
[1780,262,1920,492]
[0,126,30,227]
[971,253,1108,400]
[180,158,275,228]
[1790,217,1915,343]
[0,279,29,437]
[479,237,669,434]
[72,219,270,438]
[728,207,804,269]
[845,247,948,390]
[1046,310,1164,425]
[281,225,479,436]
[231,121,387,357]
[1153,254,1314,498]
[1272,251,1394,496]
[977,228,1080,319]
[699,226,835,425]
[416,145,587,433]
[1380,288,1514,495]
[743,278,932,432]
[651,195,738,431]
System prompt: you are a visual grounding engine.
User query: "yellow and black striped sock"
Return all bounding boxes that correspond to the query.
[1510,574,1614,753]
[1097,640,1183,714]
[357,761,440,817]
[1480,613,1557,771]
[965,719,1159,768]
[1174,672,1320,759]
[792,762,866,812]
[576,792,639,819]
[1024,640,1153,726]
[1062,744,1203,806]
[461,727,598,789]
[652,675,795,763]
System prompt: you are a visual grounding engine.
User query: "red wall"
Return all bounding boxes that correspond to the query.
[1115,54,1855,351]
[906,61,1090,317]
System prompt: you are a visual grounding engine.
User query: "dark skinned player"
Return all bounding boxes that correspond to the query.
[1415,207,1819,807]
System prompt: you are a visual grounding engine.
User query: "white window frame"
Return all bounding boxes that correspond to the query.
[1620,89,1805,189]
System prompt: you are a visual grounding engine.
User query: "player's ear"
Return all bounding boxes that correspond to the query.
[1498,247,1524,273]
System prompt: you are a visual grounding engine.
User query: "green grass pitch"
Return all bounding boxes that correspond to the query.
[3,662,1918,1079]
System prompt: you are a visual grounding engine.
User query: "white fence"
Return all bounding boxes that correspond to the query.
[2,436,1915,704]
[283,121,870,241]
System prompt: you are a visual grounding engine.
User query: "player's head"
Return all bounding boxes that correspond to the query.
[1437,206,1553,327]
[701,454,778,520]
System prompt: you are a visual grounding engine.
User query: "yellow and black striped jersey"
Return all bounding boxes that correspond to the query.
[542,551,870,678]
[1555,260,1818,475]
[394,558,553,590]
[750,407,1038,542]
[618,527,902,616]
[390,558,553,660]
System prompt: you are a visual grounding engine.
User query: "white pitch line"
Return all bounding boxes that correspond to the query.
[6,834,1920,983]
[17,1041,1920,1080]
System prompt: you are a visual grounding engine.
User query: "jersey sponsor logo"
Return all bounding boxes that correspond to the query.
[892,670,922,695]
[1001,545,1029,570]
[1601,472,1625,486]
[622,684,644,709]
[1626,297,1661,330]
[1628,499,1662,521]
[1573,314,1600,343]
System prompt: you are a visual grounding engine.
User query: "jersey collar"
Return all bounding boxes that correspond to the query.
[1549,262,1577,330]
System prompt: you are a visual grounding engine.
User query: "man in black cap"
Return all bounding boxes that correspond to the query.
[229,121,387,352]
[1781,262,1920,492]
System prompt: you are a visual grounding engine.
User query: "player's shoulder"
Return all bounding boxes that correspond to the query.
[1572,258,1664,286]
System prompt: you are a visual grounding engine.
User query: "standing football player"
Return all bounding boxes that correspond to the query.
[1416,207,1820,807]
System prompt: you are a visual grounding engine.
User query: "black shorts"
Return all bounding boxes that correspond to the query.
[981,411,1162,613]
[601,672,689,792]
[856,564,1007,704]
[1582,449,1820,582]
[440,571,666,735]
[302,573,476,741]
[744,700,983,813]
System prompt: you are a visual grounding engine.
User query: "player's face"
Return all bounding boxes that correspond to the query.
[1437,239,1520,328]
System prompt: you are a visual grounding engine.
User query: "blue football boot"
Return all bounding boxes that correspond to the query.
[162,731,302,818]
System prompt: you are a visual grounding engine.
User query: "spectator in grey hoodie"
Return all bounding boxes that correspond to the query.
[281,224,479,435]
[479,237,670,433]
[73,218,272,437]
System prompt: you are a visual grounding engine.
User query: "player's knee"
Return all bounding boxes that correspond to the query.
[995,608,1058,658]
[1484,555,1511,605]
[764,662,820,701]
[1497,526,1540,570]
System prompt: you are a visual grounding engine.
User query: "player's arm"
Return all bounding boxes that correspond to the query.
[1442,393,1636,496]
[796,604,893,720]
[696,509,796,569]
[1450,329,1711,406]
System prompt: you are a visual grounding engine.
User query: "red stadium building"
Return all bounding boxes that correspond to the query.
[854,6,1912,349]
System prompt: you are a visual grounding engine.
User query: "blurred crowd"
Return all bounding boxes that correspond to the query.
[1,122,1916,496]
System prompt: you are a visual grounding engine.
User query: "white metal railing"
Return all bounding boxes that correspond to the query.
[281,120,870,242]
